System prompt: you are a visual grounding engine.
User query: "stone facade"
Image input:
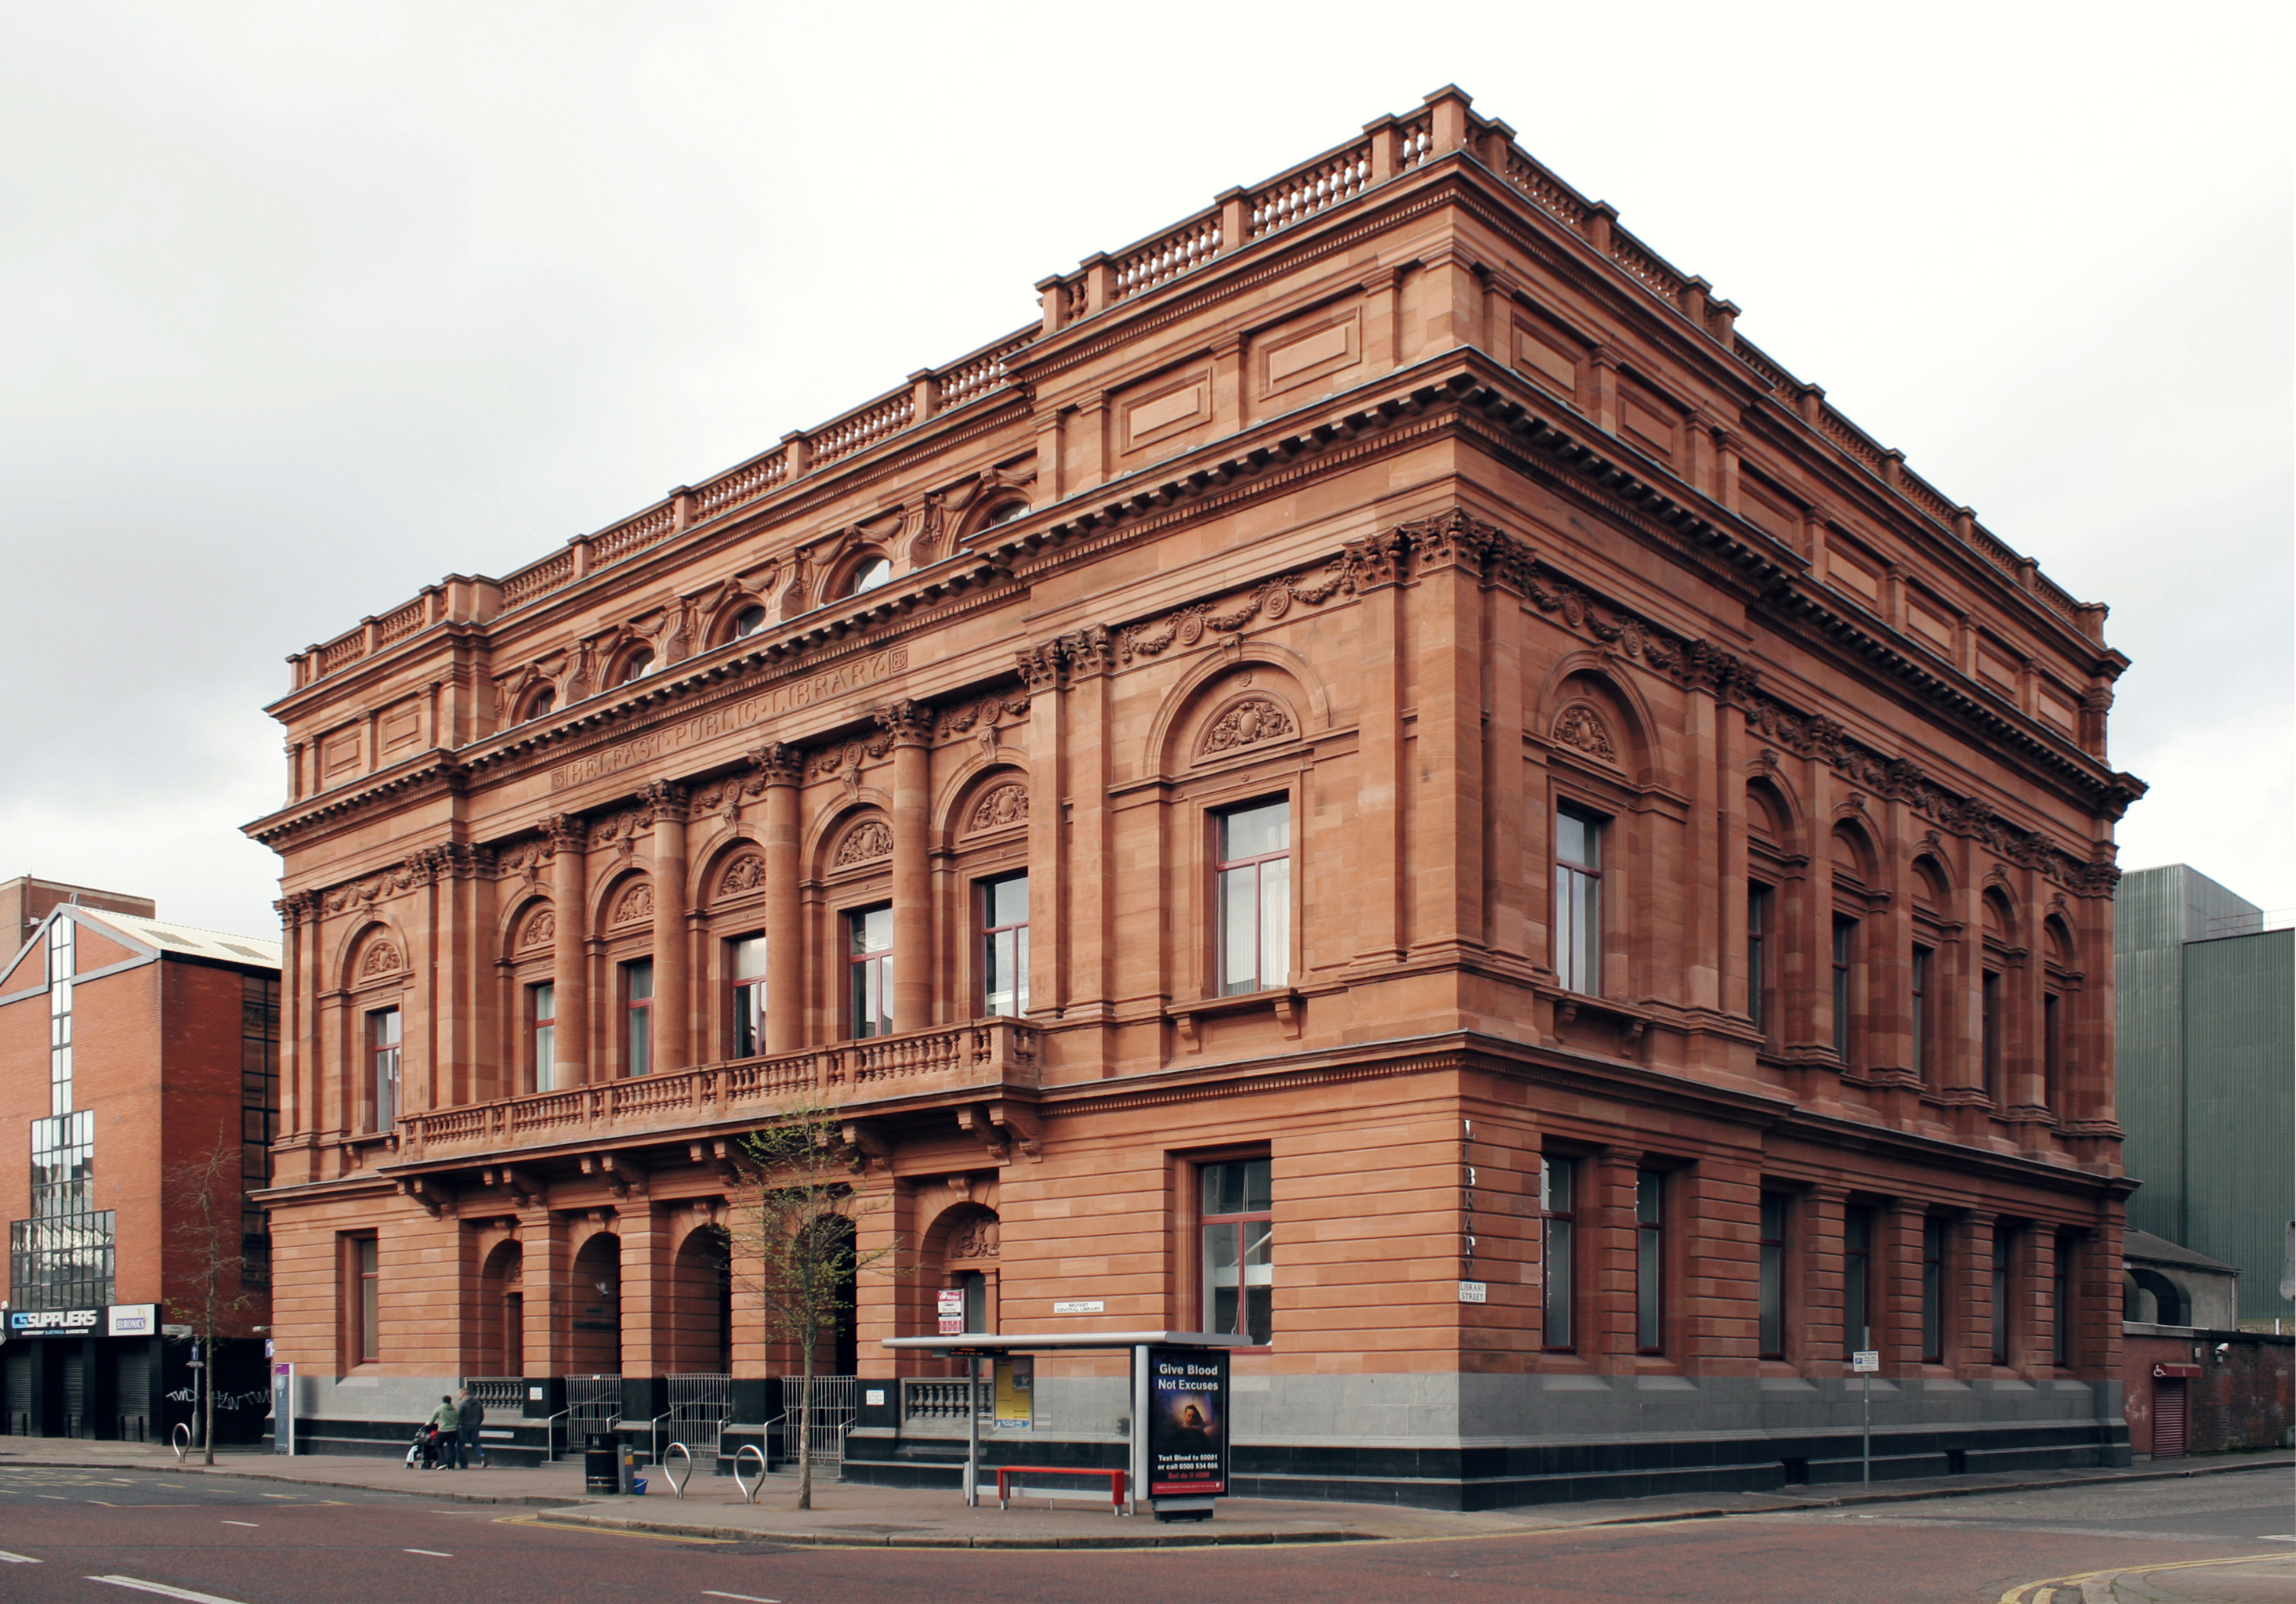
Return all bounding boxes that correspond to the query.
[245,89,2147,1503]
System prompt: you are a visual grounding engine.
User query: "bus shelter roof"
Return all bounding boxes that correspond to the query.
[881,1331,1249,1352]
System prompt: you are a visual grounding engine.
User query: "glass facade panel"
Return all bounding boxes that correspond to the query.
[1758,1193,1787,1359]
[1555,808,1602,994]
[1635,1171,1664,1353]
[1540,1158,1576,1349]
[849,906,893,1037]
[1215,802,1290,996]
[980,875,1029,1018]
[729,938,768,1058]
[1201,1158,1273,1345]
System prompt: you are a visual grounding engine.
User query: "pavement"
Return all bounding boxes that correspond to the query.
[0,1436,2286,1551]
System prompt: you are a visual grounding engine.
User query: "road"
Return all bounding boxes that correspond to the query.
[0,1462,2288,1602]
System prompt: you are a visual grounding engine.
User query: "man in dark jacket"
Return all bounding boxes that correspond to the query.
[454,1389,486,1469]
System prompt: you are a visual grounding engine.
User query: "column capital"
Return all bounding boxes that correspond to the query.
[1016,641,1068,693]
[743,740,805,788]
[874,697,936,748]
[541,812,588,850]
[639,780,690,824]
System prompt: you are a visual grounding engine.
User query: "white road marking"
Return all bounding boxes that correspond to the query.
[89,1578,251,1604]
[0,1549,42,1562]
[35,1494,66,1501]
[702,1593,784,1602]
[2260,1535,2296,1542]
[259,1494,296,1500]
[220,1521,259,1527]
[404,1548,453,1557]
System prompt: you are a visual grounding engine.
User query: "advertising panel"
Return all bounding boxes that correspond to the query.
[993,1356,1034,1428]
[1146,1345,1228,1497]
[108,1304,158,1338]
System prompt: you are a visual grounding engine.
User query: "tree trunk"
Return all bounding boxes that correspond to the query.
[796,1332,815,1510]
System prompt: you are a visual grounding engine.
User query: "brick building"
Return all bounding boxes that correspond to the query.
[0,896,279,1443]
[246,89,2148,1504]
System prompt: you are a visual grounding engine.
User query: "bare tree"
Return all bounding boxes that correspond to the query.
[162,1131,257,1465]
[726,1102,901,1510]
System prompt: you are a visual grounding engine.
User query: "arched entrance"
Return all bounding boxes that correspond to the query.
[931,1203,1001,1342]
[477,1239,524,1376]
[569,1232,621,1376]
[671,1225,733,1375]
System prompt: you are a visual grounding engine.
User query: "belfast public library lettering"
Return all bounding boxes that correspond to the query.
[247,89,2146,1506]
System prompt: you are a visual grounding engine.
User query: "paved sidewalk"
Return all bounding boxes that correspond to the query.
[2,1437,2286,1549]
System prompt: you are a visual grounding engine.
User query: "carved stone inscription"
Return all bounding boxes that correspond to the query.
[549,646,911,792]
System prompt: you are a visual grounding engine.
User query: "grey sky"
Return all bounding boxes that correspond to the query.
[3,0,2288,942]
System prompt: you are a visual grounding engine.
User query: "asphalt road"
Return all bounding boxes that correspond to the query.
[0,1463,2289,1603]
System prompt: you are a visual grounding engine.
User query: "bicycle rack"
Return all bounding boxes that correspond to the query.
[661,1442,692,1501]
[733,1443,766,1504]
[171,1423,191,1463]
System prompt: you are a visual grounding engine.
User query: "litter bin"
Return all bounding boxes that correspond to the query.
[584,1432,619,1495]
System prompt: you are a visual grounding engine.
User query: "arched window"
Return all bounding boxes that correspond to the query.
[846,556,892,598]
[981,500,1028,530]
[517,686,556,725]
[731,605,767,639]
[617,649,656,686]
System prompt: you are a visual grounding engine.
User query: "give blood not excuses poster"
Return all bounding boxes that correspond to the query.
[1146,1346,1229,1497]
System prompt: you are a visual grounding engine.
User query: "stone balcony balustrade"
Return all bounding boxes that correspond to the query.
[390,1017,1038,1160]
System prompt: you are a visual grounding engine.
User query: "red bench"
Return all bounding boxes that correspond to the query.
[993,1465,1128,1515]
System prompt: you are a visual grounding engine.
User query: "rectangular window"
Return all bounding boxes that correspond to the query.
[1831,915,1858,1061]
[239,973,279,1286]
[1758,1193,1787,1360]
[1842,1206,1874,1358]
[1910,946,1933,1082]
[622,960,654,1077]
[1635,1171,1665,1354]
[369,1008,401,1131]
[47,917,74,1117]
[1747,885,1772,1035]
[10,1109,112,1312]
[1216,801,1291,996]
[354,1236,380,1363]
[728,938,768,1059]
[1921,1216,1947,1363]
[530,982,556,1092]
[979,875,1030,1018]
[1991,1227,2015,1366]
[2043,992,2063,1111]
[1538,1157,1576,1349]
[2052,1233,2074,1366]
[848,905,894,1038]
[1201,1159,1273,1346]
[1555,807,1603,994]
[1982,970,2004,1099]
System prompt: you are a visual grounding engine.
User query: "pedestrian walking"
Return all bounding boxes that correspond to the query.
[455,1388,486,1469]
[429,1395,462,1470]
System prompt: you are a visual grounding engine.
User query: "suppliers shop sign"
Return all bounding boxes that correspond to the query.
[8,1307,101,1336]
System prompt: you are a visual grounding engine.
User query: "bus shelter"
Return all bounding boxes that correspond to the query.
[882,1331,1248,1519]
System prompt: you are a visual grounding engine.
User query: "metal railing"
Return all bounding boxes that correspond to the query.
[777,1375,857,1467]
[667,1374,732,1465]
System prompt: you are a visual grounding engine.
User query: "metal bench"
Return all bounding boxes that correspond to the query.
[992,1465,1128,1515]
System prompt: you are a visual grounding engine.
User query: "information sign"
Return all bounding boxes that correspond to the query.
[1851,1349,1881,1374]
[1458,1281,1487,1304]
[1146,1345,1229,1497]
[936,1288,965,1336]
[1052,1299,1105,1315]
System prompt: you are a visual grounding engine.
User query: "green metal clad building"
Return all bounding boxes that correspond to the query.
[2115,864,2294,1323]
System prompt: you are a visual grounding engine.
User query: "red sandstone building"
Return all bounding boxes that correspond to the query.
[0,880,279,1442]
[246,89,2147,1503]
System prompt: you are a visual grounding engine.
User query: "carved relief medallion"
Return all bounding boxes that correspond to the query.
[834,818,894,867]
[609,881,655,926]
[1200,695,1295,755]
[717,852,766,899]
[357,937,403,978]
[1552,704,1617,760]
[516,906,556,950]
[967,783,1029,832]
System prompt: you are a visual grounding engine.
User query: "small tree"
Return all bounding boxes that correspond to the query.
[727,1102,901,1510]
[162,1131,258,1465]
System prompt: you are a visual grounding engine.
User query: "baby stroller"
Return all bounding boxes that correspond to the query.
[404,1421,444,1471]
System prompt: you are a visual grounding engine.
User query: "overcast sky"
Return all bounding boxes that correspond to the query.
[2,0,2288,943]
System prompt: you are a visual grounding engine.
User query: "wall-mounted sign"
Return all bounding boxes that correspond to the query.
[1851,1350,1881,1374]
[7,1308,100,1336]
[1146,1345,1229,1498]
[1052,1300,1105,1315]
[1458,1281,1487,1304]
[936,1287,965,1336]
[108,1304,158,1337]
